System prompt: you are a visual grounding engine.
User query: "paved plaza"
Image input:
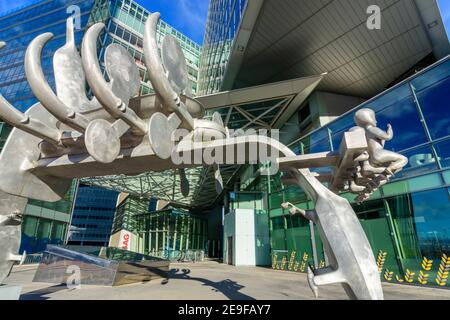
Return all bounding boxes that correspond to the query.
[4,261,450,300]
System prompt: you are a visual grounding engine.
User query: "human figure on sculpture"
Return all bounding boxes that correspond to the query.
[354,108,408,176]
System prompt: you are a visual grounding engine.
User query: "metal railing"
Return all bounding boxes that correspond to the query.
[22,253,43,265]
[148,249,205,263]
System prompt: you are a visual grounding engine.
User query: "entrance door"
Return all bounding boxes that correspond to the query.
[227,236,233,265]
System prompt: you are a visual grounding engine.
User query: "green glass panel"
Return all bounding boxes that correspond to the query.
[51,222,65,241]
[36,219,52,240]
[386,194,421,260]
[408,174,442,192]
[355,198,401,275]
[269,192,283,210]
[22,216,38,238]
[382,173,442,197]
[443,170,450,185]
[25,204,42,216]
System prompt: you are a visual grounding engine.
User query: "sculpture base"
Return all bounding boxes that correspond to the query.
[33,245,170,286]
[0,285,22,300]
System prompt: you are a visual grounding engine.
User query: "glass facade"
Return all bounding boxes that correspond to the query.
[232,57,450,288]
[0,0,98,253]
[0,122,11,152]
[134,208,208,260]
[0,0,96,112]
[69,185,118,246]
[111,195,207,260]
[20,182,78,254]
[198,0,247,95]
[105,0,202,95]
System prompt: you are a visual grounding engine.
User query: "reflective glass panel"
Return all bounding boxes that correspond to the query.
[434,138,450,169]
[394,145,438,180]
[412,59,450,140]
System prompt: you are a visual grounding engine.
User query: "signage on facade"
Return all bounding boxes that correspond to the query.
[120,230,131,251]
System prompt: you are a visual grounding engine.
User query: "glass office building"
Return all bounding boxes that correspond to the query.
[198,0,247,95]
[21,186,77,254]
[230,56,450,288]
[105,0,202,95]
[0,0,97,112]
[68,185,119,246]
[0,0,97,254]
[110,195,207,260]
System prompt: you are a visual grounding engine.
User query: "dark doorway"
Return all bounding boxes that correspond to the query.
[227,236,233,265]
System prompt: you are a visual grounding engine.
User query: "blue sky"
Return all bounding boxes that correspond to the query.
[134,0,209,44]
[0,0,209,44]
[0,0,449,44]
[439,0,450,38]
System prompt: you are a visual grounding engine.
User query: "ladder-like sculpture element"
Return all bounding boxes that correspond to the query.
[0,13,407,300]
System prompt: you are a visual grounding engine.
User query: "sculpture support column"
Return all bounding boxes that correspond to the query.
[0,191,28,285]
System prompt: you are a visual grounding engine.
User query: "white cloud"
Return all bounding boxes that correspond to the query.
[177,0,209,43]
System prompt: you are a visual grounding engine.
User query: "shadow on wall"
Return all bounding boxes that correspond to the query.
[162,268,255,300]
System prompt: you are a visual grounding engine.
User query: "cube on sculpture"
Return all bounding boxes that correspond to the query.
[0,13,407,300]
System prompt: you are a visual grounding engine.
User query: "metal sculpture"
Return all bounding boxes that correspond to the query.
[0,13,407,300]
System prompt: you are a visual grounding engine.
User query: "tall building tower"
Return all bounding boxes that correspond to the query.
[68,185,119,246]
[0,0,202,253]
[101,0,202,96]
[198,0,247,95]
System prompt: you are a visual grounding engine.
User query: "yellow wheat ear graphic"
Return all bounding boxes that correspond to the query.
[404,269,416,283]
[395,275,404,283]
[281,256,287,270]
[272,254,278,270]
[376,250,387,273]
[418,257,433,285]
[436,254,450,286]
[288,251,296,271]
[421,257,433,271]
[418,270,430,285]
[384,269,393,281]
[300,252,308,272]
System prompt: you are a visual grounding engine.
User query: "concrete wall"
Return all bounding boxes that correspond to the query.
[279,91,365,145]
[314,91,365,126]
[223,209,270,266]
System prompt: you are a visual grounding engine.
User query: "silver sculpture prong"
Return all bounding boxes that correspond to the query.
[65,16,75,46]
[25,32,89,133]
[81,22,149,163]
[54,17,101,114]
[178,168,190,197]
[214,164,224,194]
[0,95,61,145]
[81,23,147,135]
[144,12,194,130]
[0,43,61,145]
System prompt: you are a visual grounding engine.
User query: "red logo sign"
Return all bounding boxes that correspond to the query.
[122,233,130,250]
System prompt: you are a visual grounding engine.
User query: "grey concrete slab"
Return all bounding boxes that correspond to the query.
[4,261,450,300]
[0,285,22,300]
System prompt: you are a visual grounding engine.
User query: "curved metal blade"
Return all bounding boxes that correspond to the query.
[25,32,89,132]
[54,17,101,113]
